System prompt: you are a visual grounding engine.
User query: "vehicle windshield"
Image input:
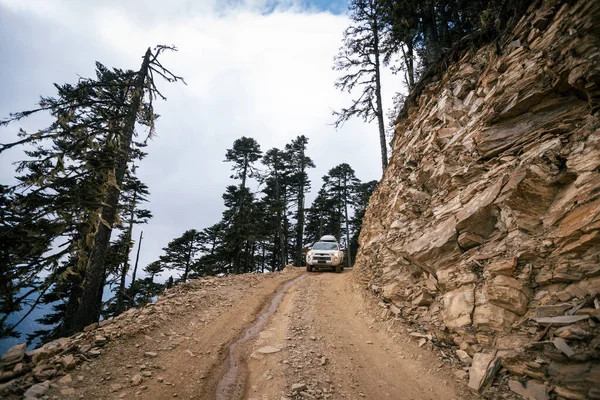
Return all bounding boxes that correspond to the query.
[312,242,338,251]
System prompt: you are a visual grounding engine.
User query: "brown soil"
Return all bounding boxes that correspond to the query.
[47,269,476,400]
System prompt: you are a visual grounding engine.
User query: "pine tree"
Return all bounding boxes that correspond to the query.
[261,148,291,270]
[144,260,164,282]
[223,137,262,273]
[334,0,389,173]
[225,137,263,191]
[73,46,184,333]
[322,164,360,266]
[113,173,152,314]
[305,187,338,245]
[160,229,204,283]
[285,136,315,267]
[1,45,184,336]
[1,65,141,339]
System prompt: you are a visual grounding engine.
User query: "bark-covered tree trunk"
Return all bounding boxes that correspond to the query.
[401,42,415,89]
[373,18,388,173]
[182,243,192,283]
[343,178,352,267]
[294,156,306,267]
[116,189,137,313]
[275,173,286,269]
[129,230,143,298]
[68,48,152,333]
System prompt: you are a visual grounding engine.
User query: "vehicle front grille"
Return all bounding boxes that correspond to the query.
[313,254,331,262]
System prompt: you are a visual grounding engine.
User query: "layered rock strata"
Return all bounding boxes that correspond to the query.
[354,0,600,398]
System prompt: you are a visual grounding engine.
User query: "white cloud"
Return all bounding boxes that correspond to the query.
[0,0,402,279]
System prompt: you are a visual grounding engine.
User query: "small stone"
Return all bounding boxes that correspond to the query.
[144,352,158,358]
[132,374,143,386]
[456,350,473,365]
[412,292,433,306]
[79,344,92,353]
[292,383,307,392]
[62,354,77,370]
[94,335,107,344]
[23,380,50,399]
[366,341,373,345]
[83,323,98,332]
[418,338,427,347]
[13,362,24,373]
[110,383,123,392]
[34,367,57,380]
[454,370,468,380]
[61,387,76,396]
[59,374,73,384]
[142,371,153,377]
[257,346,281,354]
[508,380,549,400]
[310,336,317,341]
[320,356,327,366]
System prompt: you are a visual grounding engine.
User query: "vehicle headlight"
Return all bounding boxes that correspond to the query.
[332,254,338,262]
[307,251,313,260]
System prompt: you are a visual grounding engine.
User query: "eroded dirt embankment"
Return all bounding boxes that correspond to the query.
[4,267,477,400]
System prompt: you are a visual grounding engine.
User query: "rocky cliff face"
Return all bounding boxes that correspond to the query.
[354,0,600,398]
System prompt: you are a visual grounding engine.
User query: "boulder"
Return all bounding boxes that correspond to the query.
[0,344,26,368]
[473,303,519,331]
[484,275,530,315]
[508,380,549,400]
[468,351,501,393]
[442,285,475,329]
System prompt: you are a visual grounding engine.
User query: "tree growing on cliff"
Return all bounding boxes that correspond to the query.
[333,0,389,173]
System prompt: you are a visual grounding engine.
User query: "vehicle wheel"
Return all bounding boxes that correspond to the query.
[307,265,313,272]
[335,264,342,273]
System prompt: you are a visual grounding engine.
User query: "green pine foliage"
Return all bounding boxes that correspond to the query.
[1,46,183,340]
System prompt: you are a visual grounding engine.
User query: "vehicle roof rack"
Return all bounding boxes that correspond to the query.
[319,235,337,242]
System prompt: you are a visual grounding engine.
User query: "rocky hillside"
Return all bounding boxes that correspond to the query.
[354,0,600,398]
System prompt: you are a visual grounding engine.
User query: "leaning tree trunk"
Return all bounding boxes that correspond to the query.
[68,48,152,334]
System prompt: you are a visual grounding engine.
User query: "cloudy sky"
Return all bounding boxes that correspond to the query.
[0,0,402,281]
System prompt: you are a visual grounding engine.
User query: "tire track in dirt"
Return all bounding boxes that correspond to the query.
[213,273,308,400]
[244,269,477,400]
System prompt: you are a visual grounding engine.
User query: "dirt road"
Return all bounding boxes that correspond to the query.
[50,269,474,400]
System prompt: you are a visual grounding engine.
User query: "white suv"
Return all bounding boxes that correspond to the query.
[306,235,345,273]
